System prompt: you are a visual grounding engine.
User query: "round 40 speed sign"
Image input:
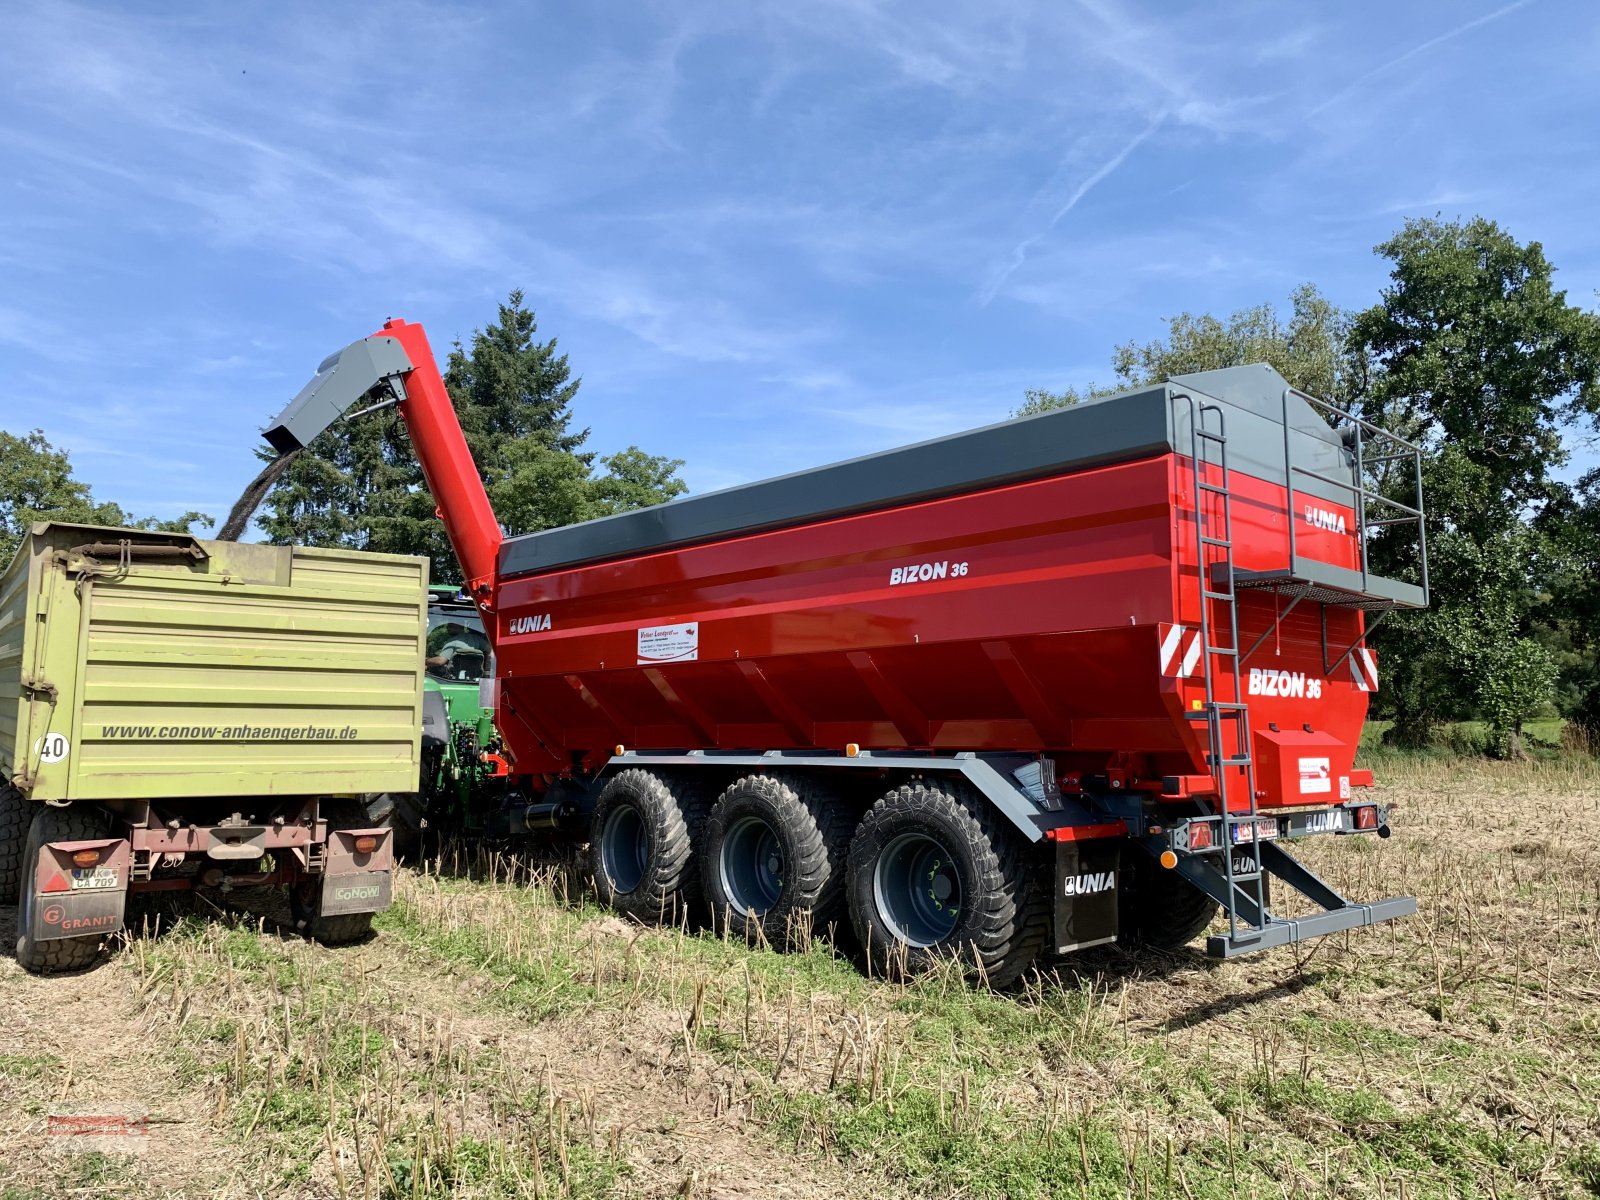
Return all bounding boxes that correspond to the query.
[33,733,70,764]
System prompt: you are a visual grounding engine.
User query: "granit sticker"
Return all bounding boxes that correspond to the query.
[637,622,699,665]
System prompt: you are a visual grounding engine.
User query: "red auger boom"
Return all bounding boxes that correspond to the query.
[264,318,1430,978]
[265,319,502,600]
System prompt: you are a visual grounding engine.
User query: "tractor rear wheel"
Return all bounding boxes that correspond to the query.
[1118,850,1219,950]
[590,769,706,925]
[847,780,1047,987]
[0,784,29,904]
[701,772,852,949]
[291,799,380,946]
[368,792,428,862]
[16,804,113,974]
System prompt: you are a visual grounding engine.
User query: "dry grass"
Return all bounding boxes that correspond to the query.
[1,756,1598,1199]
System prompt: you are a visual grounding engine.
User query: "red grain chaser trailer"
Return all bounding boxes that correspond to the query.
[263,320,1427,984]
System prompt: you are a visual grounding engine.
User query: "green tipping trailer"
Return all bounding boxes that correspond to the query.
[0,523,429,973]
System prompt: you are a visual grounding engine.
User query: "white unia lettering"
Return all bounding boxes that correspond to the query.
[1303,505,1348,535]
[1062,870,1116,897]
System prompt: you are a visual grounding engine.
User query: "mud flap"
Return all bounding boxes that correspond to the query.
[1054,838,1120,954]
[30,837,130,943]
[319,827,394,916]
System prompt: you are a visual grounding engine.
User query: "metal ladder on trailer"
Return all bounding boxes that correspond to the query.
[1181,397,1271,950]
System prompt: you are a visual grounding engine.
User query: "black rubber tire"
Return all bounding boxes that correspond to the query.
[701,772,852,950]
[1118,850,1220,950]
[589,769,707,925]
[369,792,428,862]
[291,799,379,946]
[15,804,113,975]
[847,780,1048,988]
[0,784,30,905]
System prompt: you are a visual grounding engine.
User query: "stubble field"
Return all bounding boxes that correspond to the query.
[1,755,1597,1200]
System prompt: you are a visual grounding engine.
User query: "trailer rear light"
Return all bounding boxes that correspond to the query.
[1354,805,1378,831]
[71,849,101,868]
[614,744,626,757]
[1159,850,1178,869]
[1187,821,1213,851]
[353,835,378,855]
[845,743,860,758]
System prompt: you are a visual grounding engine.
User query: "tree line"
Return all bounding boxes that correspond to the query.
[6,222,1599,756]
[1023,217,1600,756]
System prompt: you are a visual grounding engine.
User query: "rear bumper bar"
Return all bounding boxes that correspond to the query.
[1165,837,1416,958]
[1205,895,1416,958]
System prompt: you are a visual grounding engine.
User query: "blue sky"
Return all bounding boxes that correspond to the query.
[2,0,1597,528]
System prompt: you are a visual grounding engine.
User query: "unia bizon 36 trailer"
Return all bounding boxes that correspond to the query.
[262,319,1427,984]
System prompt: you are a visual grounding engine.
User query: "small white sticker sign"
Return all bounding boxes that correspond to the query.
[35,733,70,764]
[1298,756,1331,795]
[638,622,699,665]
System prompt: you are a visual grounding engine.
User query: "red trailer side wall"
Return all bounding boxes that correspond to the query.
[492,452,1371,806]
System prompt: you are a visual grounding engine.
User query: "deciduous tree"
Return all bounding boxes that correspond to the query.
[0,430,204,563]
[1352,217,1600,752]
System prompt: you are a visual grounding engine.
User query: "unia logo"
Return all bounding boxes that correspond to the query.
[1302,810,1342,834]
[1303,505,1348,534]
[508,613,552,635]
[1062,870,1116,897]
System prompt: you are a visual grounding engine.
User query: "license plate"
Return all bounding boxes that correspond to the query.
[1231,818,1279,844]
[69,867,120,891]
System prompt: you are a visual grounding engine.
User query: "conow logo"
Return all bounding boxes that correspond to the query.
[1062,870,1116,897]
[1303,505,1348,534]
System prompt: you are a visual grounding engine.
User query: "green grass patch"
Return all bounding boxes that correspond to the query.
[0,1053,62,1080]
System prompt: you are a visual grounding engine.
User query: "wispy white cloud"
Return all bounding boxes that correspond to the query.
[1304,0,1537,120]
[979,117,1164,306]
[1,0,1595,526]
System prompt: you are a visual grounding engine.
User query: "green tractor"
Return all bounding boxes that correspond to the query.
[372,585,509,856]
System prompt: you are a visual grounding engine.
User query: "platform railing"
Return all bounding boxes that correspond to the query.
[1281,387,1429,606]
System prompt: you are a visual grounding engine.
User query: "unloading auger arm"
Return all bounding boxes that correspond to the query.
[262,319,504,603]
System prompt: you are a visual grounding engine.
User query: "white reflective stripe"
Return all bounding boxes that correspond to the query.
[1179,631,1203,678]
[1159,624,1185,674]
[1360,648,1379,691]
[1351,648,1378,691]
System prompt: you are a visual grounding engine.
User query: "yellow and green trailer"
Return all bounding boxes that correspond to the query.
[0,523,429,972]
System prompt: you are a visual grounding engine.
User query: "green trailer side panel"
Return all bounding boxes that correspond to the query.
[0,524,429,802]
[0,545,29,770]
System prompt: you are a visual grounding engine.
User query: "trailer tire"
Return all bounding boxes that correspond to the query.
[291,799,379,946]
[1119,850,1219,950]
[15,804,113,975]
[847,780,1046,988]
[702,772,852,950]
[369,792,428,862]
[590,769,707,925]
[0,784,30,905]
